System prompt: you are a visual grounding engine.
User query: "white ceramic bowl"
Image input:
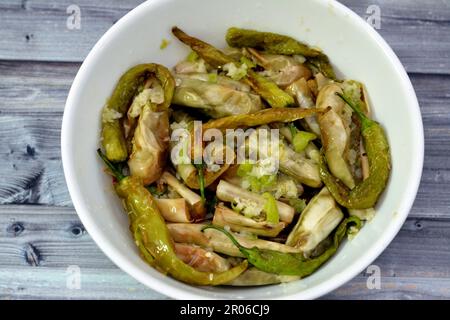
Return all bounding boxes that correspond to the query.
[62,0,424,299]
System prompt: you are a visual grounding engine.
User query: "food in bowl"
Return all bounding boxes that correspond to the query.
[97,27,391,286]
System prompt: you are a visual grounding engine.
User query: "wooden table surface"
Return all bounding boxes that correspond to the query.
[0,0,449,300]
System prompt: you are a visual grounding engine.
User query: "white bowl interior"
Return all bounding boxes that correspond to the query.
[62,0,423,299]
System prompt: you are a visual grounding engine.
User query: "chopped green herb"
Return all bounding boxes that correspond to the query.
[194,163,206,204]
[207,73,218,83]
[160,39,170,50]
[292,131,317,153]
[240,56,256,69]
[237,162,254,177]
[262,192,279,224]
[186,50,199,62]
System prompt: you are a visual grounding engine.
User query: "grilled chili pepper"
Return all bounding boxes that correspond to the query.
[305,56,336,80]
[172,26,234,67]
[225,27,336,79]
[226,27,322,57]
[97,149,247,285]
[203,216,361,277]
[245,70,295,107]
[318,93,391,209]
[172,26,294,108]
[101,64,175,162]
[202,107,320,132]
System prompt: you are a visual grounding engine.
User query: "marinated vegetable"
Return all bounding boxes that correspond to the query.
[319,93,391,209]
[226,27,336,79]
[101,64,174,162]
[97,27,391,287]
[204,216,361,277]
[172,26,295,108]
[97,149,247,285]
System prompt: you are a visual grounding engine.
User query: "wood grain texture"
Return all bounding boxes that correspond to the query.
[0,115,71,206]
[0,0,449,300]
[1,205,449,299]
[325,276,450,300]
[339,0,450,75]
[0,0,141,63]
[0,61,78,114]
[0,0,449,74]
[0,62,448,216]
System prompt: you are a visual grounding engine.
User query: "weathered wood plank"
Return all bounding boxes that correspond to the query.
[1,205,449,299]
[0,206,113,268]
[0,0,141,63]
[1,111,447,215]
[325,276,450,300]
[0,0,447,302]
[1,62,448,216]
[0,267,167,300]
[339,0,450,75]
[0,0,449,74]
[0,115,71,206]
[4,61,449,116]
[2,267,449,300]
[0,61,78,115]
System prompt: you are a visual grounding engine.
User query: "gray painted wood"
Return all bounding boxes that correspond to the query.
[0,61,77,115]
[0,0,449,300]
[339,0,450,75]
[2,267,449,299]
[0,0,450,74]
[0,115,71,206]
[0,0,140,63]
[326,276,450,300]
[0,267,166,300]
[1,62,449,216]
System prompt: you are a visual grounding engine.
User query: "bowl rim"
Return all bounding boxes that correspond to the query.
[61,0,424,300]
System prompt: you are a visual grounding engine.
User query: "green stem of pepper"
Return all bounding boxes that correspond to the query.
[318,93,391,209]
[194,163,206,204]
[336,93,369,128]
[97,148,125,181]
[288,123,298,139]
[203,216,361,277]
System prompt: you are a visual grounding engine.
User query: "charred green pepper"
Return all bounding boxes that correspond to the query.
[225,27,336,79]
[319,93,391,209]
[101,64,174,162]
[203,216,361,277]
[202,107,320,132]
[172,26,294,108]
[97,149,247,285]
